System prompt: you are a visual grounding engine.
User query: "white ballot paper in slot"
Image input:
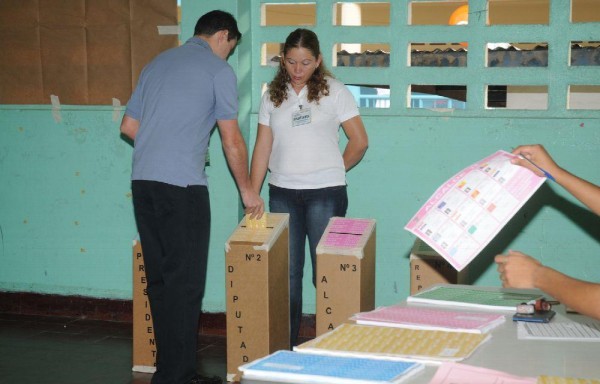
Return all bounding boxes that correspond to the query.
[405,150,546,271]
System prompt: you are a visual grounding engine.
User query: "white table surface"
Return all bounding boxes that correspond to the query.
[240,289,600,383]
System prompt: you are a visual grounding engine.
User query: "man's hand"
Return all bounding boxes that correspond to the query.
[241,189,264,219]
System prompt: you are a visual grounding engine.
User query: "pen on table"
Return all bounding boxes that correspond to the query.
[518,154,556,182]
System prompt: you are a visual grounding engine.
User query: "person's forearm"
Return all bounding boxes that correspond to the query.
[217,119,265,216]
[553,168,600,216]
[512,145,600,215]
[249,124,273,193]
[343,140,368,171]
[222,140,252,193]
[250,156,268,194]
[534,266,600,320]
[340,116,368,171]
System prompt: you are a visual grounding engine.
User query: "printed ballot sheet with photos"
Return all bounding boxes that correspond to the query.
[405,150,546,271]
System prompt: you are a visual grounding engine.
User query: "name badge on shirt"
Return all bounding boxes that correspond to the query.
[292,107,311,127]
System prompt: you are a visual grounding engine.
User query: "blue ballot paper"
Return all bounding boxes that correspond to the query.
[239,350,424,384]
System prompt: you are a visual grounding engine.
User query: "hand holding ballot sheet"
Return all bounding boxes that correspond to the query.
[509,144,600,216]
[405,150,546,271]
[495,144,600,321]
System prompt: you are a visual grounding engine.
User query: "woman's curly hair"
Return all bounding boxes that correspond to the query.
[269,28,334,108]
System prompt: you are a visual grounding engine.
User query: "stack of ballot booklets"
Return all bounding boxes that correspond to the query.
[239,350,424,384]
[407,284,542,311]
[294,323,490,364]
[352,305,506,334]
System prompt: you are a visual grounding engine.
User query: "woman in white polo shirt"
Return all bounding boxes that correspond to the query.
[250,28,369,347]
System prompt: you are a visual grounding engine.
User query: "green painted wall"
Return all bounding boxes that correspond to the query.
[1,1,599,314]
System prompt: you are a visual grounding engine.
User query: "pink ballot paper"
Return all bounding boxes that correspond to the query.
[428,362,537,384]
[405,150,546,271]
[321,218,373,248]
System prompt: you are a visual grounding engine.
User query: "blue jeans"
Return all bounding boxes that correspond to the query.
[269,184,348,347]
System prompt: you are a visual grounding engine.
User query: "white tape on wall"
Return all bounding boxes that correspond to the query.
[50,95,61,123]
[112,98,122,122]
[157,25,180,35]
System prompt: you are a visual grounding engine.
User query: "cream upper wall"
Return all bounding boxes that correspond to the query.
[263,1,598,54]
[264,1,598,28]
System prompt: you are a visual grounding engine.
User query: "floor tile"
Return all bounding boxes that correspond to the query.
[0,313,228,384]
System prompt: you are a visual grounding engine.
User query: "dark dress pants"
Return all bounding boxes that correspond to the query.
[132,180,211,384]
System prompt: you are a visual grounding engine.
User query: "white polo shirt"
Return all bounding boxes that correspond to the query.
[258,77,359,189]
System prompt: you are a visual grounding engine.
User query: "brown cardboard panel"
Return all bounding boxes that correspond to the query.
[37,1,86,105]
[37,1,98,105]
[315,218,376,337]
[225,214,290,382]
[409,239,469,295]
[87,25,132,104]
[86,0,132,104]
[226,243,270,379]
[41,26,89,104]
[0,0,177,105]
[0,1,38,26]
[360,231,376,309]
[317,253,364,335]
[226,246,290,381]
[130,0,179,89]
[86,0,133,105]
[266,228,290,351]
[0,27,44,104]
[132,240,157,372]
[39,0,85,26]
[87,0,131,25]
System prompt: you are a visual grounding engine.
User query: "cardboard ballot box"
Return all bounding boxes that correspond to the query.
[132,239,156,373]
[316,217,376,337]
[409,238,469,295]
[225,213,290,382]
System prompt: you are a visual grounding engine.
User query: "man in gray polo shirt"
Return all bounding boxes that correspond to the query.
[120,10,263,384]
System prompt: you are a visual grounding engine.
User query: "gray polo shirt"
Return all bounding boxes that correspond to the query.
[126,37,238,187]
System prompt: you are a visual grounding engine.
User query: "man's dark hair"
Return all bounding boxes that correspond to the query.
[194,10,241,41]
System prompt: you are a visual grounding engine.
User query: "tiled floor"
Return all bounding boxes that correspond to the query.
[0,313,227,384]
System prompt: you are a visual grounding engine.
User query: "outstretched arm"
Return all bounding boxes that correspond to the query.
[495,250,600,320]
[511,144,600,215]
